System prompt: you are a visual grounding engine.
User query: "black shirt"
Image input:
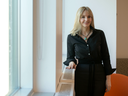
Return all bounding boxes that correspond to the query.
[63,27,113,75]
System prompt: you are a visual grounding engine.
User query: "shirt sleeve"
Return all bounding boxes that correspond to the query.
[100,31,113,75]
[63,34,77,66]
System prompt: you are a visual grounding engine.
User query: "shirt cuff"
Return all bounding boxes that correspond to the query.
[63,59,77,66]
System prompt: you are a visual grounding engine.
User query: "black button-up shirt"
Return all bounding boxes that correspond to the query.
[63,28,113,75]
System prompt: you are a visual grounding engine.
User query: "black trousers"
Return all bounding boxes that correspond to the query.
[74,60,106,96]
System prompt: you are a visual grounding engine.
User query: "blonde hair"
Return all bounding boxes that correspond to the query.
[70,6,95,36]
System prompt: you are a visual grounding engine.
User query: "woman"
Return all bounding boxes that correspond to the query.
[63,6,113,96]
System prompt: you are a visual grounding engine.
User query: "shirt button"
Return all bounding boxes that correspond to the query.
[87,44,89,46]
[88,53,90,55]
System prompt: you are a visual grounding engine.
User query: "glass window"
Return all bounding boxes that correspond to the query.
[6,0,20,95]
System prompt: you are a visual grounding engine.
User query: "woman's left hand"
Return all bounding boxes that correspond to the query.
[106,75,111,92]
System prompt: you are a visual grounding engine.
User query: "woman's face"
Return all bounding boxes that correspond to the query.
[79,10,92,28]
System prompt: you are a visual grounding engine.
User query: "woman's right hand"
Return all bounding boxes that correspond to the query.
[66,61,77,69]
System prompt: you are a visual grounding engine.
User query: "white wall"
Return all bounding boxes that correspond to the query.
[21,0,33,88]
[33,0,56,92]
[33,0,62,92]
[62,0,116,68]
[117,0,128,58]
